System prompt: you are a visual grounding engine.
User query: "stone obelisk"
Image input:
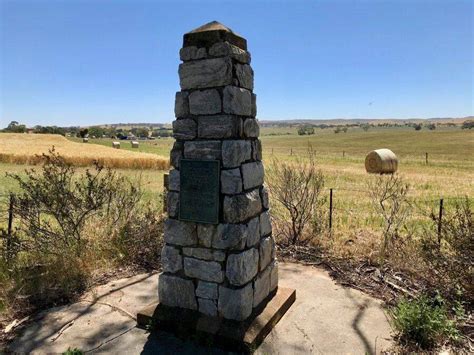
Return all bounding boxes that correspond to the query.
[138,21,295,351]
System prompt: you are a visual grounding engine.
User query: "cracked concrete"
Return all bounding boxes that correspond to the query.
[9,262,393,354]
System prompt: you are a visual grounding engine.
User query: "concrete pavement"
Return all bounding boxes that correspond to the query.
[9,262,393,354]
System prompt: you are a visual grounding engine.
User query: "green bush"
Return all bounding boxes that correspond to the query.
[391,294,459,349]
[0,149,163,317]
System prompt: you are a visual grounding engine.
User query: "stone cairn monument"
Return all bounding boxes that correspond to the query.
[138,21,295,351]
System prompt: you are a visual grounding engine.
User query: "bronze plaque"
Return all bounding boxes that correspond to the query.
[179,159,220,224]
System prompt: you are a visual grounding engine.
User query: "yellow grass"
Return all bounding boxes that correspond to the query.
[0,133,169,170]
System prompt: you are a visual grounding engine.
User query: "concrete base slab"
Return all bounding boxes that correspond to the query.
[137,287,295,352]
[8,263,393,354]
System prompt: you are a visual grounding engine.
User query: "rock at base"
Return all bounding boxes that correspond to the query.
[158,274,197,310]
[218,283,253,321]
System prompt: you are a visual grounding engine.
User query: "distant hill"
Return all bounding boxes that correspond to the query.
[258,116,472,127]
[86,116,472,129]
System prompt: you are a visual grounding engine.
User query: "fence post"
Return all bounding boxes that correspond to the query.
[272,148,274,155]
[329,188,333,232]
[437,198,443,247]
[343,151,345,158]
[6,193,15,262]
[425,152,428,165]
[163,173,169,213]
[290,148,293,156]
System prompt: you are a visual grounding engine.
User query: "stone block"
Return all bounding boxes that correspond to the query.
[164,218,197,246]
[260,185,269,209]
[223,86,252,116]
[241,161,264,190]
[184,141,221,160]
[246,216,260,247]
[222,140,251,168]
[270,261,278,292]
[253,266,271,307]
[209,41,251,64]
[243,118,259,138]
[198,298,217,317]
[259,210,272,237]
[223,189,262,223]
[226,248,259,286]
[183,247,213,260]
[198,115,242,139]
[189,89,222,115]
[167,191,179,218]
[196,281,218,299]
[218,283,253,321]
[195,47,207,59]
[251,93,257,117]
[158,274,197,310]
[251,139,262,161]
[213,250,226,261]
[184,257,224,283]
[168,169,180,191]
[172,119,196,140]
[180,46,196,61]
[179,57,233,90]
[235,64,254,90]
[221,168,242,194]
[175,92,189,118]
[197,224,215,248]
[212,223,247,250]
[170,141,183,169]
[182,247,225,262]
[259,236,274,271]
[161,245,182,273]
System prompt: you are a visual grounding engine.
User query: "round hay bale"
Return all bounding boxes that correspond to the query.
[82,137,89,143]
[112,141,120,149]
[365,149,398,174]
[131,141,139,148]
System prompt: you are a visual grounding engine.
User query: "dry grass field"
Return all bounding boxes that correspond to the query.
[0,133,168,170]
[1,127,472,233]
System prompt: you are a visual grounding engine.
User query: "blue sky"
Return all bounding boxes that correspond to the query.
[0,0,472,127]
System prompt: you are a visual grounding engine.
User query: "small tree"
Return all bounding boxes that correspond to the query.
[368,174,410,257]
[267,147,324,245]
[7,148,141,257]
[461,120,474,129]
[414,124,422,131]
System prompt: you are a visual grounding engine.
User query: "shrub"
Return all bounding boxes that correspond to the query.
[0,149,163,315]
[267,147,324,245]
[367,174,410,257]
[422,197,473,302]
[7,148,141,257]
[391,294,459,349]
[461,120,474,129]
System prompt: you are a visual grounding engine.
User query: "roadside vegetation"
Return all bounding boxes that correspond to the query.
[265,147,472,351]
[0,150,163,344]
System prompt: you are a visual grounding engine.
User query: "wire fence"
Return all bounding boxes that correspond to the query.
[317,186,470,239]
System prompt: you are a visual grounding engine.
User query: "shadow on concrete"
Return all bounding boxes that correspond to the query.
[10,273,156,353]
[343,287,374,355]
[140,330,234,355]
